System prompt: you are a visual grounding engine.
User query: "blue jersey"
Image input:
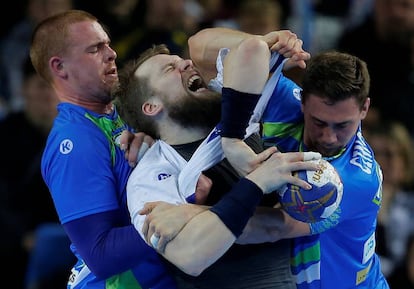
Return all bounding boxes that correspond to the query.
[41,103,175,289]
[261,76,389,289]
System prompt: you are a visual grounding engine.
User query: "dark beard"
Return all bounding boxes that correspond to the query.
[166,90,222,130]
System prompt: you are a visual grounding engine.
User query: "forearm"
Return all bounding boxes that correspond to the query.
[161,204,310,275]
[160,178,262,275]
[162,210,235,276]
[64,211,157,278]
[236,206,310,245]
[188,27,256,82]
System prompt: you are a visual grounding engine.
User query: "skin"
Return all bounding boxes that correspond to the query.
[49,20,156,166]
[128,27,374,285]
[302,95,370,157]
[125,36,317,276]
[139,150,315,275]
[188,28,310,85]
[135,54,215,145]
[121,29,310,165]
[49,19,158,166]
[49,20,118,113]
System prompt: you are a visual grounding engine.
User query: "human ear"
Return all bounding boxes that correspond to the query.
[142,98,163,116]
[360,97,370,119]
[50,57,67,78]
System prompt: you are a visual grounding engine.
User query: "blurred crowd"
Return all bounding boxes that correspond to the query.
[0,0,413,288]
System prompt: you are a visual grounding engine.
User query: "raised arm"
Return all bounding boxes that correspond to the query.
[188,27,254,82]
[188,27,310,83]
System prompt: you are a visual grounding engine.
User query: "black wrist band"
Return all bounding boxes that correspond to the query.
[220,87,260,139]
[210,178,263,237]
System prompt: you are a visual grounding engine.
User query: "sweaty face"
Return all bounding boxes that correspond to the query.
[301,94,369,157]
[65,21,118,105]
[137,54,222,129]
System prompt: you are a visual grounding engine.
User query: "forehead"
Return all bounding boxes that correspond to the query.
[304,94,361,121]
[68,21,108,46]
[135,54,180,79]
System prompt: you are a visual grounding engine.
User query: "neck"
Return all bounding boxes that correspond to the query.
[56,88,112,115]
[159,121,211,145]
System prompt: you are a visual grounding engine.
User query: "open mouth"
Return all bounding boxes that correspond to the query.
[107,67,117,75]
[187,74,206,92]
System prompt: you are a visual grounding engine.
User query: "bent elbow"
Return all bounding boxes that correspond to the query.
[86,263,112,279]
[179,263,204,277]
[188,34,203,64]
[169,254,210,277]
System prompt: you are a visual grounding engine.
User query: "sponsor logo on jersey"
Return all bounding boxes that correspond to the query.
[157,173,171,181]
[350,131,374,174]
[293,88,301,101]
[60,139,73,154]
[356,259,372,285]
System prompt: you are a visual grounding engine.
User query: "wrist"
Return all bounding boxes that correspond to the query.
[209,178,263,237]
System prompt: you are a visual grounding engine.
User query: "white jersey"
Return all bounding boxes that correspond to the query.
[127,127,224,239]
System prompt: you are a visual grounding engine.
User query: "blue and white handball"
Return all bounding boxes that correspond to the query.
[279,159,343,223]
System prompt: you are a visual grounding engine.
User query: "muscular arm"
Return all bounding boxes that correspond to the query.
[188,27,310,83]
[147,179,259,276]
[237,206,310,244]
[142,151,318,276]
[143,197,310,276]
[188,27,254,82]
[159,201,312,275]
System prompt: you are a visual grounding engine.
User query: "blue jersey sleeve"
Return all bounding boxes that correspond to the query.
[42,122,120,224]
[262,74,303,126]
[64,210,174,287]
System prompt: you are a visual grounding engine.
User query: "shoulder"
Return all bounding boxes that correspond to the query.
[335,130,381,188]
[42,107,114,170]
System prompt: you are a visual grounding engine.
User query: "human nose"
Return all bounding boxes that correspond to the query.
[177,59,193,72]
[321,127,337,144]
[106,45,117,61]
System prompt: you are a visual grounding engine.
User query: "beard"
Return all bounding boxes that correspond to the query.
[165,90,222,130]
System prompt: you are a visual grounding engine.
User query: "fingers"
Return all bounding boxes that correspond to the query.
[139,201,161,215]
[128,133,151,167]
[137,142,149,162]
[120,131,154,167]
[256,146,278,162]
[141,202,186,253]
[119,129,135,152]
[266,30,310,71]
[140,202,157,239]
[303,151,322,161]
[246,150,323,193]
[284,51,311,70]
[278,154,321,175]
[146,219,171,253]
[274,151,321,163]
[150,233,159,248]
[286,174,312,191]
[149,231,169,253]
[156,235,169,253]
[270,32,302,53]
